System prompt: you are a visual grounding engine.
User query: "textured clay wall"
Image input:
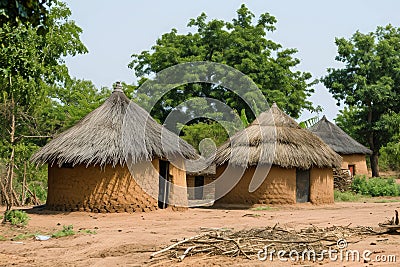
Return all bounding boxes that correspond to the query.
[186,175,215,200]
[214,164,296,205]
[168,158,188,210]
[309,168,334,204]
[47,161,159,212]
[47,158,188,212]
[341,154,369,175]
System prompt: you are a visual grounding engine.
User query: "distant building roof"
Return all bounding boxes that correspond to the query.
[309,116,372,155]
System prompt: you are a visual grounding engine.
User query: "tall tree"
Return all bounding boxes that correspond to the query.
[0,1,87,209]
[129,4,317,123]
[322,25,400,177]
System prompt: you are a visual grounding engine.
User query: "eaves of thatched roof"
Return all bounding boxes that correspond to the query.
[31,82,198,167]
[308,116,372,155]
[186,156,216,176]
[215,103,342,169]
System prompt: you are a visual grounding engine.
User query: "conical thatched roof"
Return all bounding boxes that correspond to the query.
[309,116,372,155]
[32,82,197,167]
[215,103,342,169]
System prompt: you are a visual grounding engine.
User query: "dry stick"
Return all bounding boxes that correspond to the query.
[178,246,195,261]
[151,234,206,258]
[225,238,251,260]
[24,184,39,205]
[11,188,21,206]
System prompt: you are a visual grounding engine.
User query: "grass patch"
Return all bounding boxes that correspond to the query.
[335,190,400,203]
[52,225,75,238]
[4,210,30,226]
[334,190,365,202]
[11,233,36,241]
[0,235,6,241]
[251,205,275,211]
[79,229,97,235]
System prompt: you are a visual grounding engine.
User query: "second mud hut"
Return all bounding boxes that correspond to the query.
[213,103,341,206]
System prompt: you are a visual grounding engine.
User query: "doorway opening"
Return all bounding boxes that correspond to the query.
[158,160,170,209]
[296,169,310,203]
[194,176,205,199]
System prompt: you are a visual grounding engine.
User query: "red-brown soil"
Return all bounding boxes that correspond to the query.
[1,201,400,266]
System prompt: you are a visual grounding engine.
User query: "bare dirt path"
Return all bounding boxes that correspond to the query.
[1,201,400,266]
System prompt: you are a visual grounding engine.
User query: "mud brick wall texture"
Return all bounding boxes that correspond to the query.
[186,175,215,200]
[341,154,369,176]
[214,164,333,206]
[46,159,188,212]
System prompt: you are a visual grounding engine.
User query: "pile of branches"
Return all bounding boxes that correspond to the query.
[333,168,353,192]
[151,224,382,262]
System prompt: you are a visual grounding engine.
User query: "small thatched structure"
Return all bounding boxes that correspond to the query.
[309,116,372,176]
[186,157,216,201]
[32,82,197,212]
[213,103,341,206]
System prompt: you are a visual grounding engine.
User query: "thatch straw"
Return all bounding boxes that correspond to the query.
[309,116,372,155]
[31,83,198,167]
[215,103,342,169]
[186,157,216,176]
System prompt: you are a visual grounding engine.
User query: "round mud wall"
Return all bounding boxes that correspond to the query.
[46,162,159,212]
[214,165,296,206]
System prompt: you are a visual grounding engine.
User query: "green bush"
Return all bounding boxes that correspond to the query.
[4,210,30,226]
[379,142,400,171]
[351,176,400,196]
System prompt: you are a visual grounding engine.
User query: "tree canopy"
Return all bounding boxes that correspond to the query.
[129,4,317,124]
[322,24,400,177]
[0,1,89,209]
[0,0,52,31]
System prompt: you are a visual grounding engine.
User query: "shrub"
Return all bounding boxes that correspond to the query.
[351,176,400,196]
[4,210,30,226]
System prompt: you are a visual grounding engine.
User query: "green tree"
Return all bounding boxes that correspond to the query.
[0,0,52,28]
[322,25,400,177]
[129,4,317,124]
[0,1,87,209]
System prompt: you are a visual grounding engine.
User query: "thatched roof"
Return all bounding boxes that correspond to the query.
[214,103,342,169]
[308,116,372,155]
[186,157,216,176]
[31,82,198,167]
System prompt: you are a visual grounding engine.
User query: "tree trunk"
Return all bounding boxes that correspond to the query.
[6,95,16,211]
[366,102,379,177]
[370,152,380,177]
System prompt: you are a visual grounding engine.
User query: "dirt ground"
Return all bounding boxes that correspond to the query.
[1,201,400,267]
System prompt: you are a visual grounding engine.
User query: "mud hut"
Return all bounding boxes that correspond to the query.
[186,158,216,201]
[309,116,372,176]
[213,103,341,206]
[31,82,197,212]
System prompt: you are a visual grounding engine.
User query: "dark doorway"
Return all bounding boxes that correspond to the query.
[158,160,170,209]
[348,165,355,176]
[194,176,205,199]
[296,169,310,203]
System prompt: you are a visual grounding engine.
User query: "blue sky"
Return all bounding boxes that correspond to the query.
[64,0,400,121]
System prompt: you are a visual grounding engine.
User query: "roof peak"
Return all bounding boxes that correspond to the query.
[113,81,123,93]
